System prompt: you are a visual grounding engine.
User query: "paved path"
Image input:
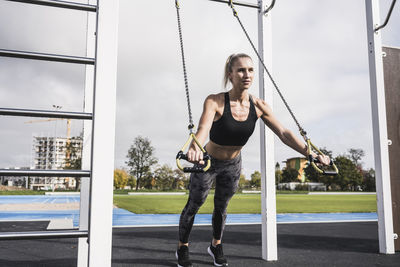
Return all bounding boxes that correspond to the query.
[0,221,399,266]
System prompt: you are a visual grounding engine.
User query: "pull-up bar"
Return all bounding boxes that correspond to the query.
[205,1,277,15]
[207,0,259,9]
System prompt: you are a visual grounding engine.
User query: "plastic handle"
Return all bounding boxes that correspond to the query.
[306,138,339,176]
[176,133,211,173]
[176,151,211,173]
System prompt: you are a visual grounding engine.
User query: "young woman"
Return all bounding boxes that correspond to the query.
[176,53,330,267]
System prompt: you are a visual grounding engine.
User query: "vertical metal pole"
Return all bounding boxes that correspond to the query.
[87,0,119,266]
[258,0,277,261]
[365,0,395,254]
[77,1,97,266]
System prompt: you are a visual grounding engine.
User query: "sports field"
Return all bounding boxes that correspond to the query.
[113,193,377,214]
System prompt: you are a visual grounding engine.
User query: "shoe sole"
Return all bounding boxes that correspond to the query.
[175,251,192,267]
[207,246,228,267]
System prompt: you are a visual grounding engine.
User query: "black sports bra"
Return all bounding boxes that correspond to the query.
[209,92,258,146]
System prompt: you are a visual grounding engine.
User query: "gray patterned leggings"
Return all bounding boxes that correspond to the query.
[178,154,242,243]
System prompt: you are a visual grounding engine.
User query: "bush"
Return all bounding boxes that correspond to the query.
[295,183,309,191]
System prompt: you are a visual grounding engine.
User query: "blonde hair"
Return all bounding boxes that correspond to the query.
[223,53,252,88]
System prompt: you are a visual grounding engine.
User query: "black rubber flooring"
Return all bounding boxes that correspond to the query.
[0,221,399,266]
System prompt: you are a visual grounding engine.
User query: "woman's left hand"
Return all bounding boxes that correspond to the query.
[316,154,331,165]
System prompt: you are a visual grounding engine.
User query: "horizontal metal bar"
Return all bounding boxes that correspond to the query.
[207,0,259,9]
[0,108,92,120]
[0,169,91,177]
[5,0,97,12]
[0,49,95,65]
[0,230,88,240]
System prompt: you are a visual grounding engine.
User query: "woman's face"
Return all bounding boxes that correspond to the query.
[229,57,254,90]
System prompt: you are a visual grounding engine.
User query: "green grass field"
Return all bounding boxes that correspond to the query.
[113,193,377,214]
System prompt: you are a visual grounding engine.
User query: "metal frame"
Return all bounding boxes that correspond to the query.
[0,169,90,177]
[257,0,277,261]
[0,230,88,240]
[86,0,119,266]
[0,1,119,266]
[1,0,396,264]
[207,0,259,9]
[77,0,97,265]
[0,108,92,119]
[0,49,95,65]
[5,0,97,12]
[365,0,395,254]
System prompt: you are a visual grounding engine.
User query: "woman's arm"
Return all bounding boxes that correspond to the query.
[254,97,330,164]
[186,94,218,162]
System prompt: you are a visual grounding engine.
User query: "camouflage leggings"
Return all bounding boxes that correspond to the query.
[178,154,242,243]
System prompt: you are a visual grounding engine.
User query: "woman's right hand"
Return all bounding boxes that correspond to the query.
[186,148,204,165]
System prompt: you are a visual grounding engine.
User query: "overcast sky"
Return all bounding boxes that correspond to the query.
[0,0,399,178]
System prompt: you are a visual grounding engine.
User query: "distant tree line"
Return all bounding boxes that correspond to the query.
[115,136,376,192]
[274,148,376,192]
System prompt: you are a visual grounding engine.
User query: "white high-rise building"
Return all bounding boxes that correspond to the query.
[31,135,83,190]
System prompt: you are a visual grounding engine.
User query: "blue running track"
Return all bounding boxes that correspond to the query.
[0,195,377,227]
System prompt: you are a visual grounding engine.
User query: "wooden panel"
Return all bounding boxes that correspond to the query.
[383,46,400,251]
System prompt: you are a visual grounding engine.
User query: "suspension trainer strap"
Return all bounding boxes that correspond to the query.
[175,0,194,131]
[228,1,306,137]
[228,1,337,175]
[175,0,211,173]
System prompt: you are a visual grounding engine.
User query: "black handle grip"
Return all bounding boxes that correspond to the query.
[176,151,211,173]
[310,156,334,166]
[309,155,337,176]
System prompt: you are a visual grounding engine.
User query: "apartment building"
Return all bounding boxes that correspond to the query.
[31,135,82,190]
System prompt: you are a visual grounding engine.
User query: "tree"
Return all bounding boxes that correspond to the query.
[238,173,249,189]
[127,175,136,189]
[154,164,175,191]
[275,162,281,171]
[141,171,155,189]
[250,171,261,188]
[275,162,283,184]
[114,169,129,189]
[64,137,82,191]
[172,169,188,190]
[332,156,363,191]
[362,168,376,192]
[126,136,158,190]
[304,163,335,188]
[347,148,365,167]
[275,169,283,184]
[281,168,299,183]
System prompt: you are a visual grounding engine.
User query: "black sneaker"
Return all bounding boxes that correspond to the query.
[175,245,193,267]
[207,243,228,266]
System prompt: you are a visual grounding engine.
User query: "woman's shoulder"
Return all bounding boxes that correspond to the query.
[249,94,261,106]
[249,94,271,117]
[249,94,268,107]
[203,92,225,111]
[205,92,226,104]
